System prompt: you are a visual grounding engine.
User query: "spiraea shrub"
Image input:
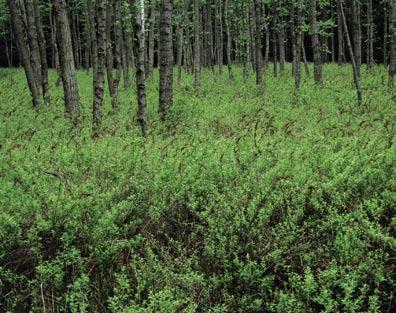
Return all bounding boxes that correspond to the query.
[0,65,395,312]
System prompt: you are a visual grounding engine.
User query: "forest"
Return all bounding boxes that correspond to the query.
[0,0,395,312]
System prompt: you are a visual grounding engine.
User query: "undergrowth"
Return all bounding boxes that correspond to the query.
[0,65,395,312]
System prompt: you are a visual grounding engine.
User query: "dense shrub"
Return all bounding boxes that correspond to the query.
[0,65,395,312]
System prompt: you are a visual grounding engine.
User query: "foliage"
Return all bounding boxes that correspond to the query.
[0,65,395,312]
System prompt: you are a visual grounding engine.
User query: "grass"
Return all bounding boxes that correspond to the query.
[0,64,395,312]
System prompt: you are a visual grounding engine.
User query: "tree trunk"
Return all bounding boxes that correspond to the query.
[176,8,184,83]
[295,3,302,89]
[337,0,344,65]
[146,0,156,77]
[254,0,263,93]
[278,21,285,73]
[7,0,41,108]
[273,14,278,77]
[54,0,80,119]
[131,0,148,136]
[111,0,122,108]
[24,0,42,95]
[33,0,50,103]
[366,0,374,72]
[92,0,106,136]
[159,0,173,120]
[309,0,322,84]
[193,0,201,91]
[389,0,396,87]
[302,33,310,76]
[351,0,362,78]
[385,5,389,66]
[224,0,233,80]
[338,0,362,104]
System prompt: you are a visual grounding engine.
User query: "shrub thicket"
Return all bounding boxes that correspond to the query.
[0,65,395,312]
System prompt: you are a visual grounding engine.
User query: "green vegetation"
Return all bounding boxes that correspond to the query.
[0,65,395,312]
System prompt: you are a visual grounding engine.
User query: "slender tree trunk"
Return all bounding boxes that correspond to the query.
[295,3,302,89]
[249,4,257,72]
[366,0,374,72]
[159,0,173,120]
[4,34,12,67]
[385,5,389,66]
[224,0,233,80]
[264,22,270,70]
[389,0,396,87]
[254,0,263,93]
[92,0,106,136]
[106,1,115,101]
[24,0,42,93]
[278,21,285,73]
[194,0,201,91]
[291,6,296,76]
[54,0,81,119]
[111,0,122,108]
[176,9,184,83]
[146,0,156,77]
[309,0,322,84]
[132,0,148,136]
[337,0,344,65]
[339,0,362,104]
[7,0,41,107]
[121,27,130,88]
[351,0,362,78]
[273,14,278,77]
[302,33,310,76]
[33,0,50,103]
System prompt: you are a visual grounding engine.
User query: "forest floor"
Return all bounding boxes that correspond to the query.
[0,65,395,312]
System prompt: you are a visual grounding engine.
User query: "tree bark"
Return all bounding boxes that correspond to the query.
[146,0,156,77]
[54,0,80,119]
[389,0,396,87]
[92,0,106,135]
[254,0,263,93]
[295,2,303,89]
[366,0,374,72]
[309,0,322,84]
[351,0,362,78]
[7,0,41,108]
[337,0,344,65]
[224,0,233,80]
[33,0,50,103]
[131,0,148,136]
[24,0,42,94]
[338,0,362,104]
[193,0,201,91]
[159,0,173,120]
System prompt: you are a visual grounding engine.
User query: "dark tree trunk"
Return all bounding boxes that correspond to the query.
[224,0,233,80]
[146,0,156,77]
[54,0,80,119]
[7,0,41,108]
[33,0,50,103]
[92,0,106,135]
[159,0,173,120]
[351,0,362,78]
[194,0,201,91]
[338,0,362,104]
[385,5,389,66]
[131,0,148,136]
[337,0,345,65]
[389,0,396,87]
[254,0,263,93]
[24,0,42,95]
[278,21,285,73]
[295,3,303,89]
[309,0,322,84]
[366,0,374,72]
